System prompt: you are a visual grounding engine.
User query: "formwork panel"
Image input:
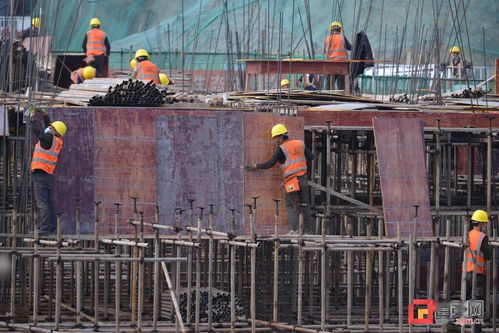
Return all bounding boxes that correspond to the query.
[51,108,94,234]
[373,117,433,237]
[156,112,244,233]
[49,107,298,235]
[243,113,304,235]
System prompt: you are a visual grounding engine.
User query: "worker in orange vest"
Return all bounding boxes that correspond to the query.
[132,49,160,84]
[245,124,314,235]
[82,18,110,77]
[465,209,491,332]
[29,106,67,236]
[324,21,351,90]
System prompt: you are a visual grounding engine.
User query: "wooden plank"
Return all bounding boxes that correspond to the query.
[373,117,433,237]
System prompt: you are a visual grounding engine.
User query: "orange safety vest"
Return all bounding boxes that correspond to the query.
[466,229,487,274]
[86,29,107,56]
[135,60,160,84]
[280,140,307,181]
[31,136,63,175]
[324,33,348,60]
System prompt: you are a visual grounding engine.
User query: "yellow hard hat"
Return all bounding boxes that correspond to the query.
[159,73,170,85]
[329,21,342,31]
[32,17,40,29]
[471,210,489,223]
[82,66,96,80]
[135,49,149,59]
[51,121,67,137]
[130,58,137,69]
[271,124,288,138]
[90,18,101,26]
[449,46,461,54]
[280,79,290,87]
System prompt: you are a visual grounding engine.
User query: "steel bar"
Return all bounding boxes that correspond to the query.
[161,262,187,333]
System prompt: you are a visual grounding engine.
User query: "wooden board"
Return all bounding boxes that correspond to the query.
[373,117,433,237]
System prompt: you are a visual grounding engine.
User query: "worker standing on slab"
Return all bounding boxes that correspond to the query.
[465,209,491,332]
[448,46,464,78]
[245,124,314,235]
[29,106,67,236]
[132,49,160,84]
[82,18,110,77]
[324,21,351,90]
[70,65,96,84]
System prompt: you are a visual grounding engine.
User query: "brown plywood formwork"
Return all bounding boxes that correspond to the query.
[49,107,301,236]
[373,117,433,237]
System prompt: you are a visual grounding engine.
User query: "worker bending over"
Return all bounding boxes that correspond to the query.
[82,18,110,77]
[132,49,160,84]
[70,65,96,84]
[324,21,351,90]
[29,106,67,236]
[245,124,314,235]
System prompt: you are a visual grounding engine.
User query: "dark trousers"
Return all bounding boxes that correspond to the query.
[466,272,486,332]
[284,175,312,232]
[33,171,56,233]
[92,55,106,77]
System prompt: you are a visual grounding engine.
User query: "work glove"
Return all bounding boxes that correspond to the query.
[245,163,257,171]
[38,108,47,115]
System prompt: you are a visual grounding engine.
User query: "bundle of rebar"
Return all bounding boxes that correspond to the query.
[179,290,245,323]
[88,79,165,106]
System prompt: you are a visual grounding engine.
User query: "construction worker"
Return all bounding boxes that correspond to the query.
[29,106,67,236]
[21,17,40,40]
[70,65,96,84]
[159,73,175,85]
[82,18,110,77]
[465,209,491,332]
[448,46,463,78]
[245,124,314,235]
[132,49,160,84]
[324,21,351,89]
[296,74,318,91]
[280,79,290,89]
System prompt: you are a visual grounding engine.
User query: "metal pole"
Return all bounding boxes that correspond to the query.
[195,207,204,332]
[230,208,237,333]
[55,215,62,330]
[114,203,122,333]
[208,204,215,330]
[187,199,195,326]
[272,199,280,324]
[153,206,160,331]
[297,210,304,326]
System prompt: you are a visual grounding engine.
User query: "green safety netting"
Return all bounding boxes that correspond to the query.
[36,0,498,70]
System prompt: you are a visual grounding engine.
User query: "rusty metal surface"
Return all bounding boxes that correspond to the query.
[243,113,304,235]
[156,112,244,233]
[244,60,350,75]
[373,117,433,237]
[50,107,94,234]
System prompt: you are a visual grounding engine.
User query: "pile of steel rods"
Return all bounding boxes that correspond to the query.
[88,79,165,106]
